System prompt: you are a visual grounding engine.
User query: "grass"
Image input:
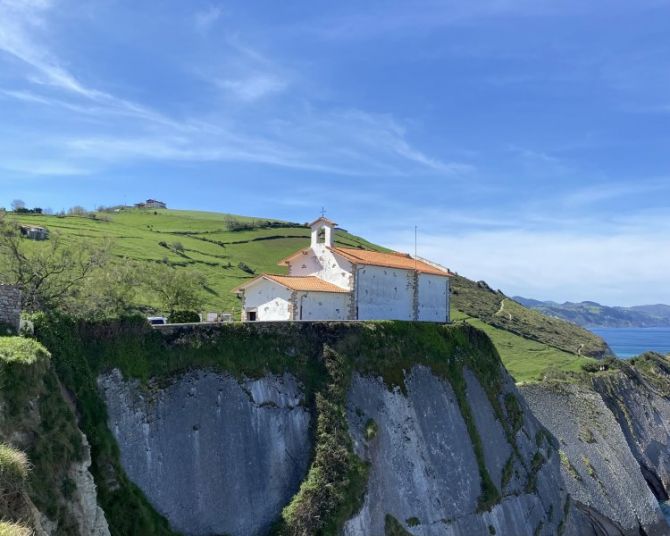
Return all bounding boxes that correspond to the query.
[0,336,84,532]
[7,209,383,313]
[0,522,32,536]
[0,337,50,365]
[451,275,610,359]
[0,444,29,493]
[452,311,597,383]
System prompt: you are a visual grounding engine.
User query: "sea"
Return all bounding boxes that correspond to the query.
[590,327,670,359]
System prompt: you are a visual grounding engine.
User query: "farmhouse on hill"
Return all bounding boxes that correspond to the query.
[233,216,452,322]
[135,199,167,209]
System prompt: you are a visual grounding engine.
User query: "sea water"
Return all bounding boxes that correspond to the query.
[590,327,670,359]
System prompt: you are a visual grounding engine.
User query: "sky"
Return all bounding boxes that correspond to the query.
[0,0,669,306]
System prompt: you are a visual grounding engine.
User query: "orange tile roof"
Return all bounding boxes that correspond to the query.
[330,247,452,276]
[233,274,350,293]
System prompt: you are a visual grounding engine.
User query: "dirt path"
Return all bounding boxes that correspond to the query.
[495,299,513,321]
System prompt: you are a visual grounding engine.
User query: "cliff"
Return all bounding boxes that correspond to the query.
[34,318,580,535]
[0,336,109,535]
[25,317,670,535]
[521,354,670,536]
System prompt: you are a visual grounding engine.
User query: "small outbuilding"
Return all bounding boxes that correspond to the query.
[19,225,48,240]
[233,216,453,323]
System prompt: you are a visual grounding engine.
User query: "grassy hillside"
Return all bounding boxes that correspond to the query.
[451,275,611,359]
[7,209,382,313]
[452,310,597,383]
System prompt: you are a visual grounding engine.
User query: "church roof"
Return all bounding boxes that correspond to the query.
[308,216,338,227]
[330,247,452,276]
[233,274,350,294]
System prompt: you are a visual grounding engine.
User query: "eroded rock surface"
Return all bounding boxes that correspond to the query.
[98,370,311,536]
[522,381,668,536]
[344,365,568,536]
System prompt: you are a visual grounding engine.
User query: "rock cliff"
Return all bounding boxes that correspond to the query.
[521,354,670,536]
[83,321,578,536]
[99,370,311,536]
[29,318,670,536]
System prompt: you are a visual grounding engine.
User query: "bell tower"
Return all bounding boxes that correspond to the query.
[309,216,336,249]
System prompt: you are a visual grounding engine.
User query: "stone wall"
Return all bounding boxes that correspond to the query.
[0,285,21,332]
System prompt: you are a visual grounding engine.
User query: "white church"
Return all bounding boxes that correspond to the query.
[233,216,452,323]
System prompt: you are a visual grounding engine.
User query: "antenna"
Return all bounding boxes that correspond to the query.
[321,206,326,218]
[414,225,418,270]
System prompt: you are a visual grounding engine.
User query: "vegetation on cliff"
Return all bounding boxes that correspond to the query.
[0,336,85,533]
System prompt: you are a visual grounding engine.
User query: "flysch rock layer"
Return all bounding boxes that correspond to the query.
[344,365,568,536]
[98,369,312,536]
[522,381,668,536]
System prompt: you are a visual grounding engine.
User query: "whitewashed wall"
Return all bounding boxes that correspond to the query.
[242,279,293,321]
[356,266,414,321]
[417,274,449,322]
[297,292,351,321]
[288,246,353,290]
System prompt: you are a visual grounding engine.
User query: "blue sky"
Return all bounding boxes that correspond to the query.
[1,0,669,305]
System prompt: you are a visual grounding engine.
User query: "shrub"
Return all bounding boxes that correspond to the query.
[0,337,50,365]
[0,444,29,493]
[168,310,200,324]
[237,262,255,275]
[0,521,32,536]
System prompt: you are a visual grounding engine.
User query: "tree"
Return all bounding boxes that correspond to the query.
[10,200,25,212]
[64,260,143,319]
[0,222,111,312]
[142,264,206,313]
[67,206,88,216]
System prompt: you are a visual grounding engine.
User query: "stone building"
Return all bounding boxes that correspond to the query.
[234,217,452,322]
[0,285,21,332]
[19,225,48,240]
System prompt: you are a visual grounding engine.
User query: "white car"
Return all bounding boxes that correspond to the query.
[147,316,168,326]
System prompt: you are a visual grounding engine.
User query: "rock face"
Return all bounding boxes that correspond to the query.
[65,433,111,536]
[344,366,569,536]
[98,370,312,536]
[521,381,668,536]
[592,369,670,501]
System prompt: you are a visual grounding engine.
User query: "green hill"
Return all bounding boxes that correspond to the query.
[6,209,382,314]
[451,275,611,360]
[5,208,606,382]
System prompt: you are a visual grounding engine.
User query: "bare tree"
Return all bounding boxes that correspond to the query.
[10,200,25,212]
[0,222,111,312]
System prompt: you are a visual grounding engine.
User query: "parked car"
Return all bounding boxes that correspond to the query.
[147,316,167,326]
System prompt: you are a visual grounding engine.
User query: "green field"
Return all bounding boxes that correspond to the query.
[7,209,382,313]
[451,310,596,383]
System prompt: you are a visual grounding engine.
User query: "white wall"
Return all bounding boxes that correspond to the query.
[356,266,414,321]
[297,292,351,321]
[242,279,293,321]
[417,274,449,322]
[288,246,353,290]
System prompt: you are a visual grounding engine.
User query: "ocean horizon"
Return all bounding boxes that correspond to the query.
[590,327,670,359]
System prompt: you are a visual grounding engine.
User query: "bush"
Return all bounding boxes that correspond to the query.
[238,262,255,275]
[168,310,200,324]
[0,444,29,493]
[0,521,32,536]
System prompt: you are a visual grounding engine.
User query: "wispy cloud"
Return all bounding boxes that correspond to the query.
[194,5,224,33]
[217,74,287,101]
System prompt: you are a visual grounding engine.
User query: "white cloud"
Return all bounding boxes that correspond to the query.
[217,74,287,101]
[385,224,670,306]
